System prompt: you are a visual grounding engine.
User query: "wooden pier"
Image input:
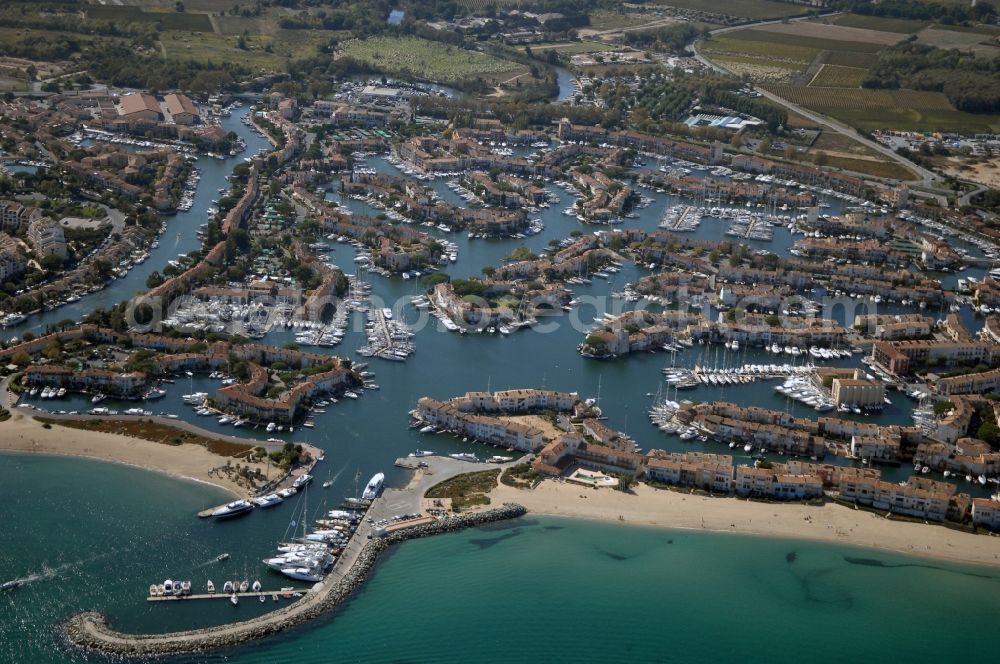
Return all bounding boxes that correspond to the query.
[148,589,309,603]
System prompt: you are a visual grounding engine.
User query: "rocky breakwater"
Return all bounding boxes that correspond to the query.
[63,503,527,658]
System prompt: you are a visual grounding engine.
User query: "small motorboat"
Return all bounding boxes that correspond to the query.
[216,553,230,562]
[252,580,261,592]
[223,581,234,593]
[207,580,216,594]
[230,594,238,606]
[239,580,249,593]
[259,595,266,603]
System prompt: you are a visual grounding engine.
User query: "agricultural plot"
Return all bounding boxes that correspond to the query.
[831,14,930,34]
[650,0,808,20]
[160,31,287,70]
[86,5,213,32]
[703,35,819,64]
[820,155,917,181]
[808,64,868,88]
[916,27,1000,58]
[824,51,879,68]
[531,41,617,54]
[753,21,904,46]
[125,0,235,10]
[763,84,1000,133]
[339,37,521,85]
[725,29,886,53]
[587,10,657,32]
[711,56,804,82]
[457,0,532,9]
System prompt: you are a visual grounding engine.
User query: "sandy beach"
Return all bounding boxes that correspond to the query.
[0,410,251,498]
[489,479,1000,568]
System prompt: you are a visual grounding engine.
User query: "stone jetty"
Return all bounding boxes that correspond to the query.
[63,503,527,658]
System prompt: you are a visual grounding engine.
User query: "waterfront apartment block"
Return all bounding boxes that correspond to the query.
[532,432,644,477]
[971,498,1000,530]
[839,476,955,521]
[872,340,1000,377]
[853,313,933,340]
[771,460,881,488]
[643,452,734,493]
[831,377,885,408]
[24,364,147,398]
[0,200,33,233]
[914,438,1000,477]
[935,367,1000,396]
[26,217,67,259]
[213,363,351,424]
[415,397,546,451]
[0,233,26,281]
[849,435,900,462]
[734,465,824,500]
[331,105,389,127]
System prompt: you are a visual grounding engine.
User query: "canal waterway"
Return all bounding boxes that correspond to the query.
[9,113,998,496]
[3,106,1000,663]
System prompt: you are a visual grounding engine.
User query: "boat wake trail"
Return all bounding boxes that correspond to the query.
[327,461,350,486]
[4,552,111,589]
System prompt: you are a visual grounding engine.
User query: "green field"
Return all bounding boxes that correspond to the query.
[159,27,341,69]
[160,31,285,70]
[711,54,807,72]
[824,51,879,68]
[725,29,885,53]
[339,37,522,85]
[819,154,917,180]
[531,41,617,54]
[703,35,818,63]
[809,64,868,88]
[650,0,808,20]
[124,0,235,10]
[764,84,1000,133]
[832,14,930,34]
[86,5,213,32]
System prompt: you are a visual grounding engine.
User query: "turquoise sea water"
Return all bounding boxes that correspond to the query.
[2,453,999,664]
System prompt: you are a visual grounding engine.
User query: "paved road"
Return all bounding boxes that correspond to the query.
[959,184,987,208]
[371,455,519,520]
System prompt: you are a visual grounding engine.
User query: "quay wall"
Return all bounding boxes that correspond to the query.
[63,503,527,658]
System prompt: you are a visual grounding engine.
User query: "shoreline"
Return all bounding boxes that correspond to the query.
[0,411,249,499]
[488,480,1000,569]
[64,504,528,657]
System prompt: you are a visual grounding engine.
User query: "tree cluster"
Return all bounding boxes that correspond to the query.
[864,41,1000,113]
